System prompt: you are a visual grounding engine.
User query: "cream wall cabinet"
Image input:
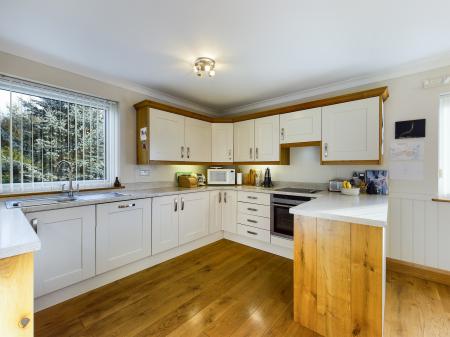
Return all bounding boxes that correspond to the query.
[280,108,321,144]
[211,123,233,162]
[321,97,381,163]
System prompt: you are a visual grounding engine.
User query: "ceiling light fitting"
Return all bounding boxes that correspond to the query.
[193,57,216,77]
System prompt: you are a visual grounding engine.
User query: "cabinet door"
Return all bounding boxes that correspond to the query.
[150,108,185,161]
[96,199,151,274]
[322,97,380,162]
[185,117,212,162]
[211,123,233,162]
[222,190,237,233]
[209,190,223,233]
[152,195,179,254]
[26,206,95,297]
[234,120,255,162]
[179,191,210,244]
[254,115,280,161]
[280,108,321,144]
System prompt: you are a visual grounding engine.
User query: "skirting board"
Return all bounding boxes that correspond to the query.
[35,231,223,312]
[387,257,450,287]
[224,231,294,260]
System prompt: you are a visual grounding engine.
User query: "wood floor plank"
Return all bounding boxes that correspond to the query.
[35,240,450,337]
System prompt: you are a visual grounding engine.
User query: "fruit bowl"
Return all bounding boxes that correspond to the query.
[341,187,360,196]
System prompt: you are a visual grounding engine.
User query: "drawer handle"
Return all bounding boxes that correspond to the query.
[247,230,258,235]
[247,208,258,211]
[19,316,31,328]
[247,196,258,200]
[118,203,135,209]
[247,219,257,223]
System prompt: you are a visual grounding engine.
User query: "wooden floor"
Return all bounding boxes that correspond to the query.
[36,239,450,337]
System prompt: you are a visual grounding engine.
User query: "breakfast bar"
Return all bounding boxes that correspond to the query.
[289,194,388,337]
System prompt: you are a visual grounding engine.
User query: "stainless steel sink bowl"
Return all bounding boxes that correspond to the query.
[5,191,130,209]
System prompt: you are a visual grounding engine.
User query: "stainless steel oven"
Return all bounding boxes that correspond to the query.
[270,194,314,239]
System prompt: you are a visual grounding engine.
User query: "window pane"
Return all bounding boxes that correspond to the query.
[0,86,110,192]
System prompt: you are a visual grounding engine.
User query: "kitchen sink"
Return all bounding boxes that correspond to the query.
[5,192,130,209]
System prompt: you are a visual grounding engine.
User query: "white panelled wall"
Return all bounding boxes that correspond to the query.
[388,196,450,270]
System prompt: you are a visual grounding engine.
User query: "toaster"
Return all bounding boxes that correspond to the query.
[328,179,345,192]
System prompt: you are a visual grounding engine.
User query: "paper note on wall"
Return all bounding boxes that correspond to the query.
[389,140,424,180]
[140,127,147,141]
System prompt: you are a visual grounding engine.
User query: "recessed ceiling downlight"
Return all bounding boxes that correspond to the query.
[193,57,216,78]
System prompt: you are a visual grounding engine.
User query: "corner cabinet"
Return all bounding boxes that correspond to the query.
[209,190,237,234]
[179,191,210,244]
[96,199,152,274]
[234,120,255,162]
[211,123,233,162]
[25,206,96,297]
[321,97,382,164]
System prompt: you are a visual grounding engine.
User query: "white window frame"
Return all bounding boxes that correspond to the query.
[439,92,450,195]
[0,75,118,194]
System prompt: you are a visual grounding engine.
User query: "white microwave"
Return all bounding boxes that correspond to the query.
[207,168,235,185]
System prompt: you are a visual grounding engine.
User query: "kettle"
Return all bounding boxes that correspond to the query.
[262,167,273,188]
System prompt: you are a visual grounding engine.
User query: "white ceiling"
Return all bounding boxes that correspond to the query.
[1,0,450,113]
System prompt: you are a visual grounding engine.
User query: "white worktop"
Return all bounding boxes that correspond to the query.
[0,207,41,259]
[289,192,388,227]
[0,182,387,259]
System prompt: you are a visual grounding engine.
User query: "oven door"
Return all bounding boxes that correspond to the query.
[271,203,294,239]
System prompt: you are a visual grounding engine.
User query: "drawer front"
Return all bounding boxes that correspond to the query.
[237,212,270,230]
[237,191,270,205]
[238,224,270,243]
[238,202,271,218]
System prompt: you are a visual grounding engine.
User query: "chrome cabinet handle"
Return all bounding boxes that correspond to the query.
[250,148,253,159]
[181,198,185,210]
[324,143,328,158]
[281,128,285,140]
[187,147,190,159]
[255,147,259,159]
[247,219,257,223]
[224,192,227,203]
[30,218,38,233]
[174,198,178,212]
[19,316,31,328]
[247,230,257,235]
[181,146,184,159]
[228,149,232,160]
[247,196,257,200]
[247,207,257,211]
[219,192,222,203]
[118,203,135,209]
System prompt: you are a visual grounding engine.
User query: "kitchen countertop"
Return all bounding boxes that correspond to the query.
[0,182,387,259]
[289,192,388,227]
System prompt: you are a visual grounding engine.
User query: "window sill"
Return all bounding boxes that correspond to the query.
[0,185,125,199]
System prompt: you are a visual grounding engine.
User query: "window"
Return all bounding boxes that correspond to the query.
[0,75,118,194]
[439,93,450,195]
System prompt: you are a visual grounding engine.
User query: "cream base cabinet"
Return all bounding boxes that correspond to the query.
[96,199,151,274]
[25,206,95,297]
[209,190,223,233]
[234,120,255,162]
[185,117,212,162]
[179,192,210,244]
[149,108,185,161]
[152,195,179,255]
[254,115,280,161]
[321,97,381,163]
[280,108,321,144]
[211,123,233,162]
[222,190,237,233]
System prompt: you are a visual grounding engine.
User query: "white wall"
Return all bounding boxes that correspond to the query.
[0,51,206,185]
